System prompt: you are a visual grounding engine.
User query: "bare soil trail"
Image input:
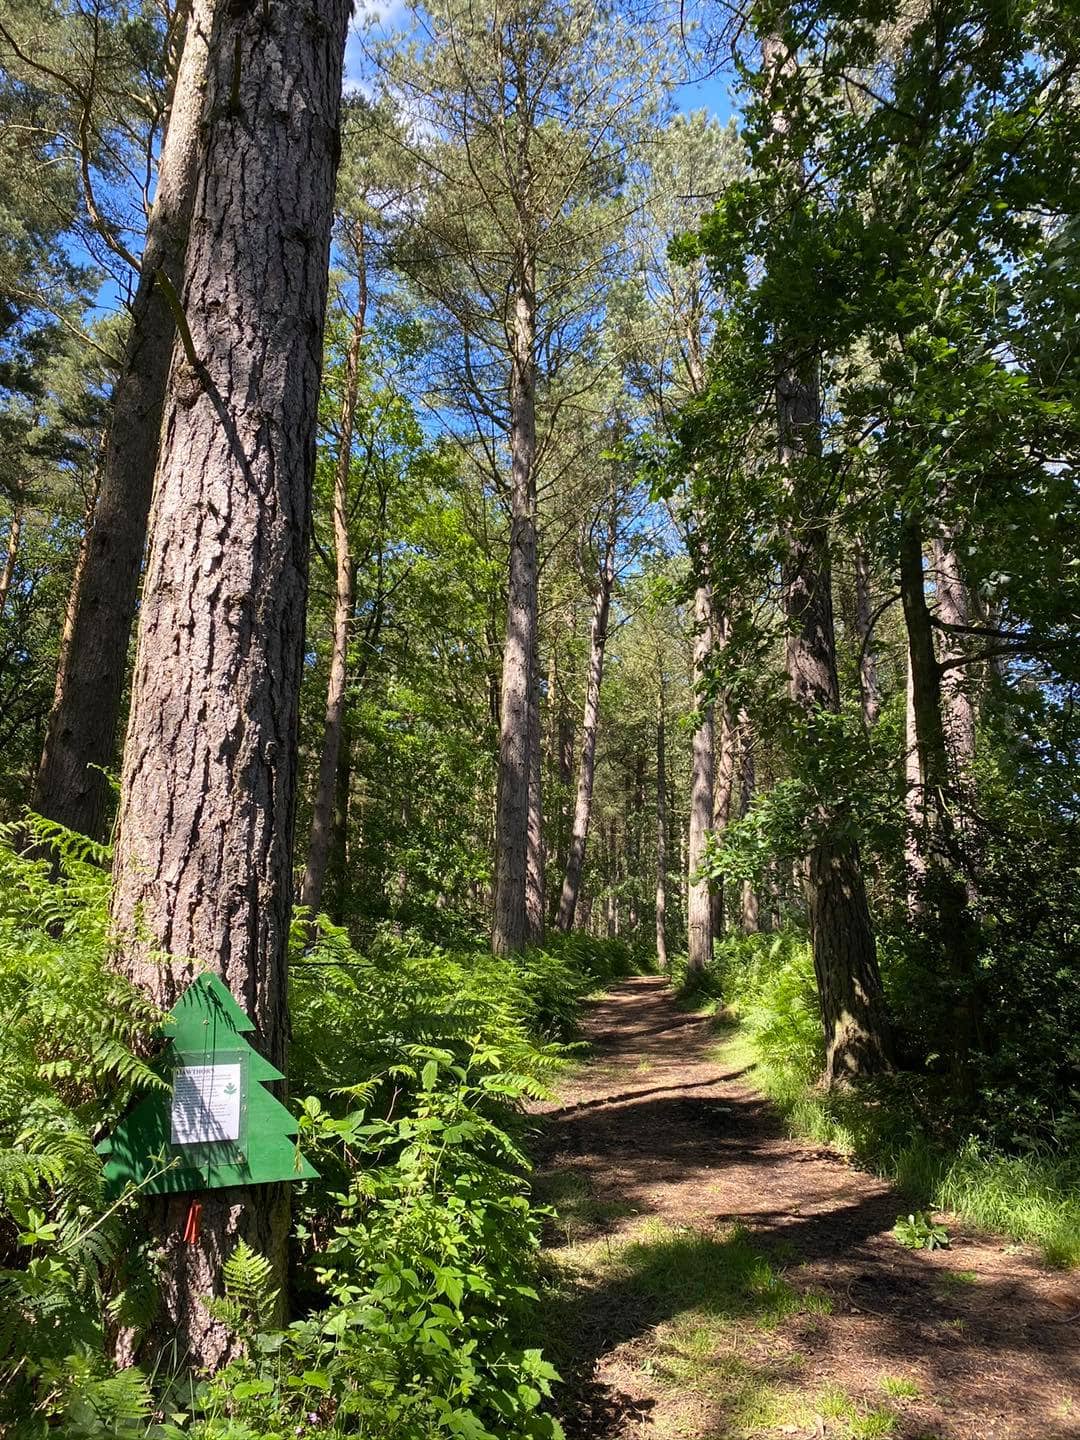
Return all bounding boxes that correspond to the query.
[532,976,1080,1440]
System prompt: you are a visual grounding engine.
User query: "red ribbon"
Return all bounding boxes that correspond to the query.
[182,1199,203,1245]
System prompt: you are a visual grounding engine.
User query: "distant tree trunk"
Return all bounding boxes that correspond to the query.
[0,509,22,619]
[655,666,667,968]
[854,537,881,727]
[557,513,615,930]
[33,0,212,839]
[686,581,714,972]
[713,703,736,937]
[109,0,348,1371]
[492,248,538,954]
[300,258,366,923]
[526,637,545,942]
[737,713,759,934]
[777,363,892,1083]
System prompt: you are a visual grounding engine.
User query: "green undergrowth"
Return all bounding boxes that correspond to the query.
[0,816,646,1439]
[675,931,1080,1270]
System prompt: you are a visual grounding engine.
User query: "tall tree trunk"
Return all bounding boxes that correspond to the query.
[686,581,714,972]
[904,645,926,914]
[300,253,367,922]
[557,515,615,930]
[737,712,759,933]
[655,665,668,968]
[0,509,22,619]
[899,514,979,1081]
[33,1,213,839]
[854,536,881,727]
[777,364,892,1082]
[492,250,538,955]
[526,636,545,942]
[764,28,891,1082]
[931,537,977,773]
[109,0,348,1370]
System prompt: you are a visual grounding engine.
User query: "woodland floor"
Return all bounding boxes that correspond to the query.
[531,976,1080,1440]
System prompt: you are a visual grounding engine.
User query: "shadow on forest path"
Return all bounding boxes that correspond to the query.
[530,976,1080,1440]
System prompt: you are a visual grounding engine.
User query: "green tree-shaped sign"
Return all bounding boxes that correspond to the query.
[97,972,317,1197]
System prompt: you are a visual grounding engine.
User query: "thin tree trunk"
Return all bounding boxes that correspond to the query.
[655,666,668,969]
[713,703,736,937]
[0,509,22,620]
[854,536,881,727]
[904,645,926,913]
[110,0,348,1370]
[33,0,213,839]
[686,582,714,972]
[737,712,759,933]
[492,247,538,954]
[526,635,545,942]
[557,517,615,930]
[300,251,367,922]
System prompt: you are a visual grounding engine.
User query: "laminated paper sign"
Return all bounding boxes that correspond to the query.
[170,1063,243,1146]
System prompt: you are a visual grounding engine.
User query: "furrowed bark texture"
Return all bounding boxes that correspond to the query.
[777,365,891,1083]
[110,0,349,1371]
[492,254,538,955]
[300,280,366,922]
[686,581,714,972]
[557,515,615,931]
[931,537,977,773]
[33,0,213,839]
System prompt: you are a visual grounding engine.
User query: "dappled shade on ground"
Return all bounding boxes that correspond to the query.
[532,977,1080,1440]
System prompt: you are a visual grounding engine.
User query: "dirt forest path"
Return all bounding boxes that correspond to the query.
[532,976,1080,1440]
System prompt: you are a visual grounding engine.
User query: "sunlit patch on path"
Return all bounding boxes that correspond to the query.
[532,976,1080,1440]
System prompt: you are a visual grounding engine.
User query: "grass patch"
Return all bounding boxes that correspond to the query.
[880,1374,921,1399]
[533,1166,639,1242]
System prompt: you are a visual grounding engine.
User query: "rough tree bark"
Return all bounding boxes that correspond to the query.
[33,0,213,839]
[686,580,714,972]
[557,507,616,930]
[713,703,736,937]
[109,0,349,1370]
[300,246,367,923]
[931,537,977,773]
[655,664,668,968]
[492,245,538,954]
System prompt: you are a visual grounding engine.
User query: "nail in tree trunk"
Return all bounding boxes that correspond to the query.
[0,509,22,619]
[33,1,213,839]
[557,511,615,930]
[109,0,349,1370]
[655,664,668,968]
[854,536,881,727]
[687,580,715,972]
[300,252,367,923]
[492,252,538,955]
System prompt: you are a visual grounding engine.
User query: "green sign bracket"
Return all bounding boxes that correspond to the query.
[97,972,317,1198]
